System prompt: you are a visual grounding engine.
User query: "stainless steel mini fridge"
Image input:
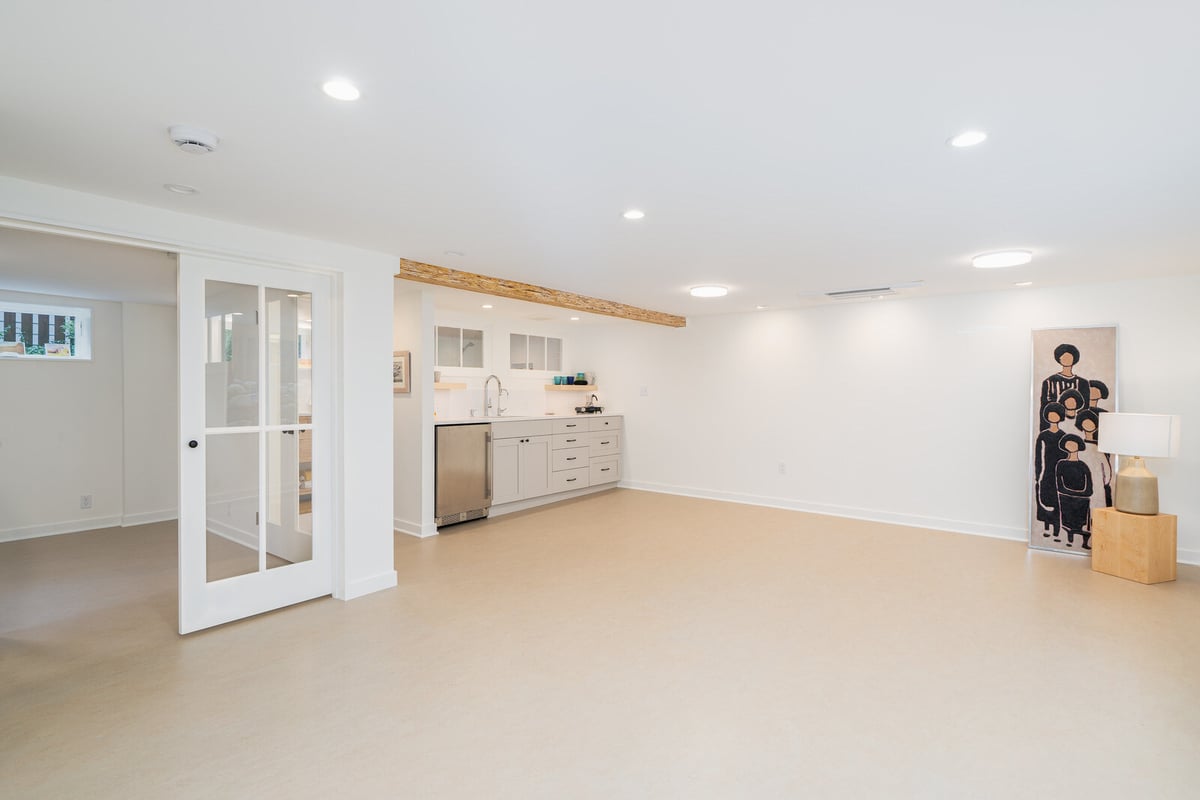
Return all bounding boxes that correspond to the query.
[435,423,492,527]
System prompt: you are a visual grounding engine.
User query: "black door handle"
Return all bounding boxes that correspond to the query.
[188,440,198,448]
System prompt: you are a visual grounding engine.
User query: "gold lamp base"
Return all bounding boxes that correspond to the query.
[1113,456,1159,515]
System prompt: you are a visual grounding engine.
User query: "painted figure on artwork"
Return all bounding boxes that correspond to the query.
[1058,388,1085,429]
[1055,434,1093,550]
[1039,344,1090,430]
[1088,380,1110,414]
[1035,402,1067,540]
[1075,409,1113,507]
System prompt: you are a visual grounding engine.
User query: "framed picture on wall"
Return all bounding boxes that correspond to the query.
[1029,325,1118,555]
[393,350,411,394]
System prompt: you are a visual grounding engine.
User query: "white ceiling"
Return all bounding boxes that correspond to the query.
[2,1,1198,317]
[0,227,176,305]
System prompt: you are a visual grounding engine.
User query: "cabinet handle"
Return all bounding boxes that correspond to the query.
[601,467,611,472]
[600,441,611,445]
[566,457,576,461]
[566,438,576,443]
[567,478,577,482]
[566,424,577,428]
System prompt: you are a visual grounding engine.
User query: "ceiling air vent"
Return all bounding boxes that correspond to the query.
[824,286,896,300]
[168,125,220,155]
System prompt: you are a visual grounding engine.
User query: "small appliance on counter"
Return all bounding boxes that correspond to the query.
[575,393,603,414]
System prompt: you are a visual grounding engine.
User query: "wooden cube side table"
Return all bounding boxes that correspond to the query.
[1091,507,1177,584]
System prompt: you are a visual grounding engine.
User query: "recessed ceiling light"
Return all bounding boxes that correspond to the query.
[755,305,768,310]
[623,209,645,220]
[570,316,580,321]
[163,183,197,195]
[444,250,465,257]
[690,285,728,298]
[972,250,1033,269]
[949,130,988,148]
[481,304,494,309]
[1015,281,1034,287]
[322,79,360,101]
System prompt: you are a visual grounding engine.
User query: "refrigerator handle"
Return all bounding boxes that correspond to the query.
[484,431,492,500]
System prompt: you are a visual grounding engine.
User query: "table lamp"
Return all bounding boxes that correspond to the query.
[1097,413,1182,515]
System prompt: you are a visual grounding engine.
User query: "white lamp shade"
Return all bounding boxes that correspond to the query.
[1097,413,1182,458]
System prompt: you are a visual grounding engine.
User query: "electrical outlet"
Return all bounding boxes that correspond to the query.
[80,494,93,509]
[777,462,787,475]
[639,386,649,397]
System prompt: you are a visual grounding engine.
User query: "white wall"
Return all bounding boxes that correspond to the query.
[122,302,177,524]
[0,176,398,599]
[430,308,603,420]
[577,275,1200,562]
[0,293,180,540]
[393,283,432,535]
[0,289,125,537]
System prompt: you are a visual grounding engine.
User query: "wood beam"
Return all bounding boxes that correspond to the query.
[396,259,687,328]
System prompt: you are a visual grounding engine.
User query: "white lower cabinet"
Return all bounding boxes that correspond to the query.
[491,421,554,504]
[491,415,623,510]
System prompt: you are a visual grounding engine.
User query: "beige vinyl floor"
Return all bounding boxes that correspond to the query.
[2,489,1198,799]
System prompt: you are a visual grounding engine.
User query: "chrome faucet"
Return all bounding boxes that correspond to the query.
[483,374,503,417]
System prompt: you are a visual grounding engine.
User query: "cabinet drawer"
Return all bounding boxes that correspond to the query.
[552,446,590,471]
[551,467,590,492]
[552,418,588,435]
[589,416,622,431]
[589,431,620,456]
[590,457,620,485]
[553,432,587,450]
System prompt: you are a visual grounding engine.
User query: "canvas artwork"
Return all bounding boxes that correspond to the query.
[393,350,410,394]
[1030,326,1117,554]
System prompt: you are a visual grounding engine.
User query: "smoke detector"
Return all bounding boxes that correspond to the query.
[168,125,220,155]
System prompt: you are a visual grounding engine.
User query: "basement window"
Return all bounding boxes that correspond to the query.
[0,301,92,360]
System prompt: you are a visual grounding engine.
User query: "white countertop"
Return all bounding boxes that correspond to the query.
[435,413,619,426]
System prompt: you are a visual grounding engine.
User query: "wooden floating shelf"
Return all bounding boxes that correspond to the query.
[434,382,467,390]
[545,385,598,391]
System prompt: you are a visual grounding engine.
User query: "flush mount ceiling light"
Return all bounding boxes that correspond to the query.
[1015,281,1034,287]
[690,285,728,298]
[570,316,581,321]
[622,209,645,220]
[163,183,197,195]
[755,305,768,310]
[322,79,360,101]
[481,304,494,309]
[949,130,988,148]
[972,250,1033,269]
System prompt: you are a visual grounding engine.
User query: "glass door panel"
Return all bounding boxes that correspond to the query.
[205,281,259,428]
[205,432,260,582]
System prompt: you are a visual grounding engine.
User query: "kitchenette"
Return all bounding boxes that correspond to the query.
[434,411,623,527]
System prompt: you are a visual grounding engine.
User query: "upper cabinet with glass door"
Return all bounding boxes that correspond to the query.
[510,333,562,372]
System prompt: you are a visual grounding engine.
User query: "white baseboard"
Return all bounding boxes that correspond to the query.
[621,480,1033,543]
[205,519,258,550]
[1178,547,1199,566]
[0,515,123,543]
[344,570,398,599]
[394,517,439,538]
[122,509,178,527]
